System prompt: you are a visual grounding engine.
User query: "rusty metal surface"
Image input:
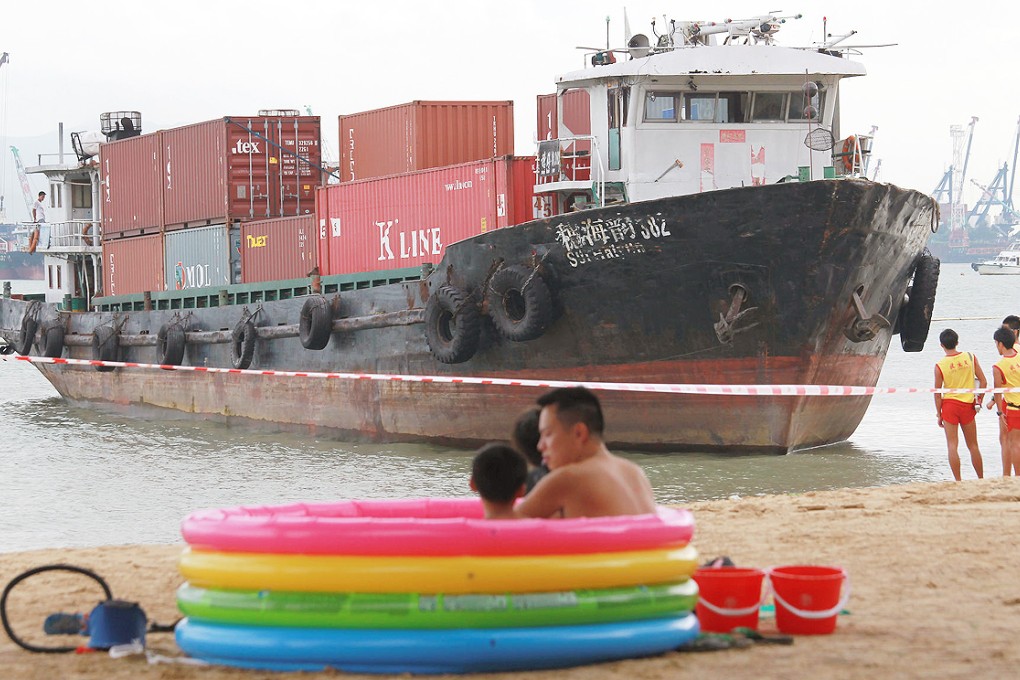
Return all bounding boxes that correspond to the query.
[101,233,165,297]
[240,215,317,283]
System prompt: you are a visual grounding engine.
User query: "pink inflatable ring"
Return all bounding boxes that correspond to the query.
[181,498,694,557]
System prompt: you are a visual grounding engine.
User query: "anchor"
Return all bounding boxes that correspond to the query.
[714,284,759,344]
[843,289,891,342]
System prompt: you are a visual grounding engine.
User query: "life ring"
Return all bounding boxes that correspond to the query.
[157,323,187,366]
[230,319,257,370]
[486,265,554,342]
[178,545,698,593]
[423,285,480,364]
[898,252,940,352]
[839,135,863,174]
[27,227,39,254]
[175,614,700,674]
[15,316,38,356]
[299,295,332,350]
[92,325,120,372]
[39,320,65,358]
[180,499,694,556]
[176,580,698,630]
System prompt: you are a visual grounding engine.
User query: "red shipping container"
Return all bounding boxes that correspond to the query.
[339,101,514,183]
[102,232,165,297]
[316,156,536,277]
[163,116,322,228]
[240,215,318,283]
[99,115,323,238]
[100,133,163,240]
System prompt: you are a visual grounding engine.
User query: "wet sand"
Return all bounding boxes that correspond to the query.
[2,477,1018,679]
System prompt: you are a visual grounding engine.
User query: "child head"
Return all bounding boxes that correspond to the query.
[511,407,542,468]
[1002,315,1020,332]
[470,443,527,505]
[939,328,959,350]
[994,326,1016,350]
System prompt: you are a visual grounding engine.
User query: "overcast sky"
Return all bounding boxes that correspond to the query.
[1,0,1018,222]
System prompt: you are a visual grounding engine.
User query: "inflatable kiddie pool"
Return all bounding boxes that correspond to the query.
[175,498,700,673]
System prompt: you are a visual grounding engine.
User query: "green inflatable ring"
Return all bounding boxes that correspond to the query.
[176,580,698,630]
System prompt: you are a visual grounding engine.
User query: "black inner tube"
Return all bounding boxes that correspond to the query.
[1,564,113,654]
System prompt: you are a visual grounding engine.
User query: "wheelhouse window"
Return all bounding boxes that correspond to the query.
[750,93,788,121]
[644,91,680,121]
[788,89,825,121]
[683,93,746,123]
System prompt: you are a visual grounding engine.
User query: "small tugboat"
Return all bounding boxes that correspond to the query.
[0,13,940,453]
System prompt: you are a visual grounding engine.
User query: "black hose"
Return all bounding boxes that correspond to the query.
[1,564,113,654]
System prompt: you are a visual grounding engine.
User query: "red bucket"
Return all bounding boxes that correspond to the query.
[692,567,766,633]
[770,565,850,635]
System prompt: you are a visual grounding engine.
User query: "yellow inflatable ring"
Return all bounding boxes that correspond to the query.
[179,545,698,594]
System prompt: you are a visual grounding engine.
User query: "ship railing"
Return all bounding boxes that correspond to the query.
[833,133,873,177]
[13,220,102,254]
[534,135,606,208]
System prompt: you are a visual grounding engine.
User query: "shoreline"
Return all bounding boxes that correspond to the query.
[2,477,1019,678]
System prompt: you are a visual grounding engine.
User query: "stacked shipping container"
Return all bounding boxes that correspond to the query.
[316,156,536,277]
[240,215,318,284]
[100,114,322,296]
[339,101,514,182]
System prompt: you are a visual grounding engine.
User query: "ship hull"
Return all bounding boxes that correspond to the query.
[1,179,937,453]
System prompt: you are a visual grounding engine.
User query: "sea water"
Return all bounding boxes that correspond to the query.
[0,264,1012,552]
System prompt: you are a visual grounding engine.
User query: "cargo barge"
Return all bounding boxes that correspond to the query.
[0,13,940,453]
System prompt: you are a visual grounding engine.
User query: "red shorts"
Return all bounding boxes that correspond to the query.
[1005,407,1020,432]
[941,399,976,426]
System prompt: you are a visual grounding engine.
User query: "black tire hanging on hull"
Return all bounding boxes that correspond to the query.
[299,296,333,350]
[92,326,120,372]
[157,323,187,366]
[486,265,554,342]
[231,319,257,370]
[899,253,940,352]
[15,316,37,356]
[424,285,480,364]
[39,320,65,358]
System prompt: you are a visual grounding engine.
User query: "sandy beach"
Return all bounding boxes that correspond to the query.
[2,477,1018,679]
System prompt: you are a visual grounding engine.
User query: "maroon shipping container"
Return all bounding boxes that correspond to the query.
[317,156,536,277]
[98,115,322,238]
[240,215,318,283]
[339,101,514,183]
[101,133,163,240]
[102,232,165,297]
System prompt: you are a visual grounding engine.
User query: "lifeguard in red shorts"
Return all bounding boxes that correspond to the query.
[934,329,986,481]
[992,326,1020,475]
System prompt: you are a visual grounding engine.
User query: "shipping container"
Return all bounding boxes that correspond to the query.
[164,224,241,292]
[102,233,165,297]
[98,115,323,238]
[100,133,163,239]
[240,215,318,283]
[339,101,514,182]
[316,156,536,277]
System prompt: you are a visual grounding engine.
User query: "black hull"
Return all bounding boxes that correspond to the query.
[0,180,937,453]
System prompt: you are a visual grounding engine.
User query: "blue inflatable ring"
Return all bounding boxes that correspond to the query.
[175,614,699,674]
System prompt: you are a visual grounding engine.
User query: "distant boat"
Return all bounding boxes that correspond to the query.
[0,224,44,280]
[971,241,1020,274]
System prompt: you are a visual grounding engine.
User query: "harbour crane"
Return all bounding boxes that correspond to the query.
[966,116,1020,234]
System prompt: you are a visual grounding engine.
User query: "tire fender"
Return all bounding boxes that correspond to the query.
[157,323,187,366]
[898,253,940,352]
[299,295,333,350]
[92,325,120,372]
[424,285,481,364]
[40,320,65,358]
[15,316,37,356]
[231,319,257,370]
[486,265,554,342]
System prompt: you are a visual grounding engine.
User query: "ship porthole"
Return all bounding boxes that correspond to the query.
[424,285,480,364]
[486,266,554,342]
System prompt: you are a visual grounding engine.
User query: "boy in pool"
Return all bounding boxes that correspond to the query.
[515,387,656,519]
[934,328,986,480]
[511,407,548,493]
[470,443,528,519]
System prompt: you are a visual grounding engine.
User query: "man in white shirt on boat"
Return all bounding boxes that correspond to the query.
[514,387,657,519]
[32,191,46,223]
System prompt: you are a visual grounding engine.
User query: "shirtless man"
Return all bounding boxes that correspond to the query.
[514,387,657,518]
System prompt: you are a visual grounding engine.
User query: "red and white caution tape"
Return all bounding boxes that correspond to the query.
[5,354,1020,396]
